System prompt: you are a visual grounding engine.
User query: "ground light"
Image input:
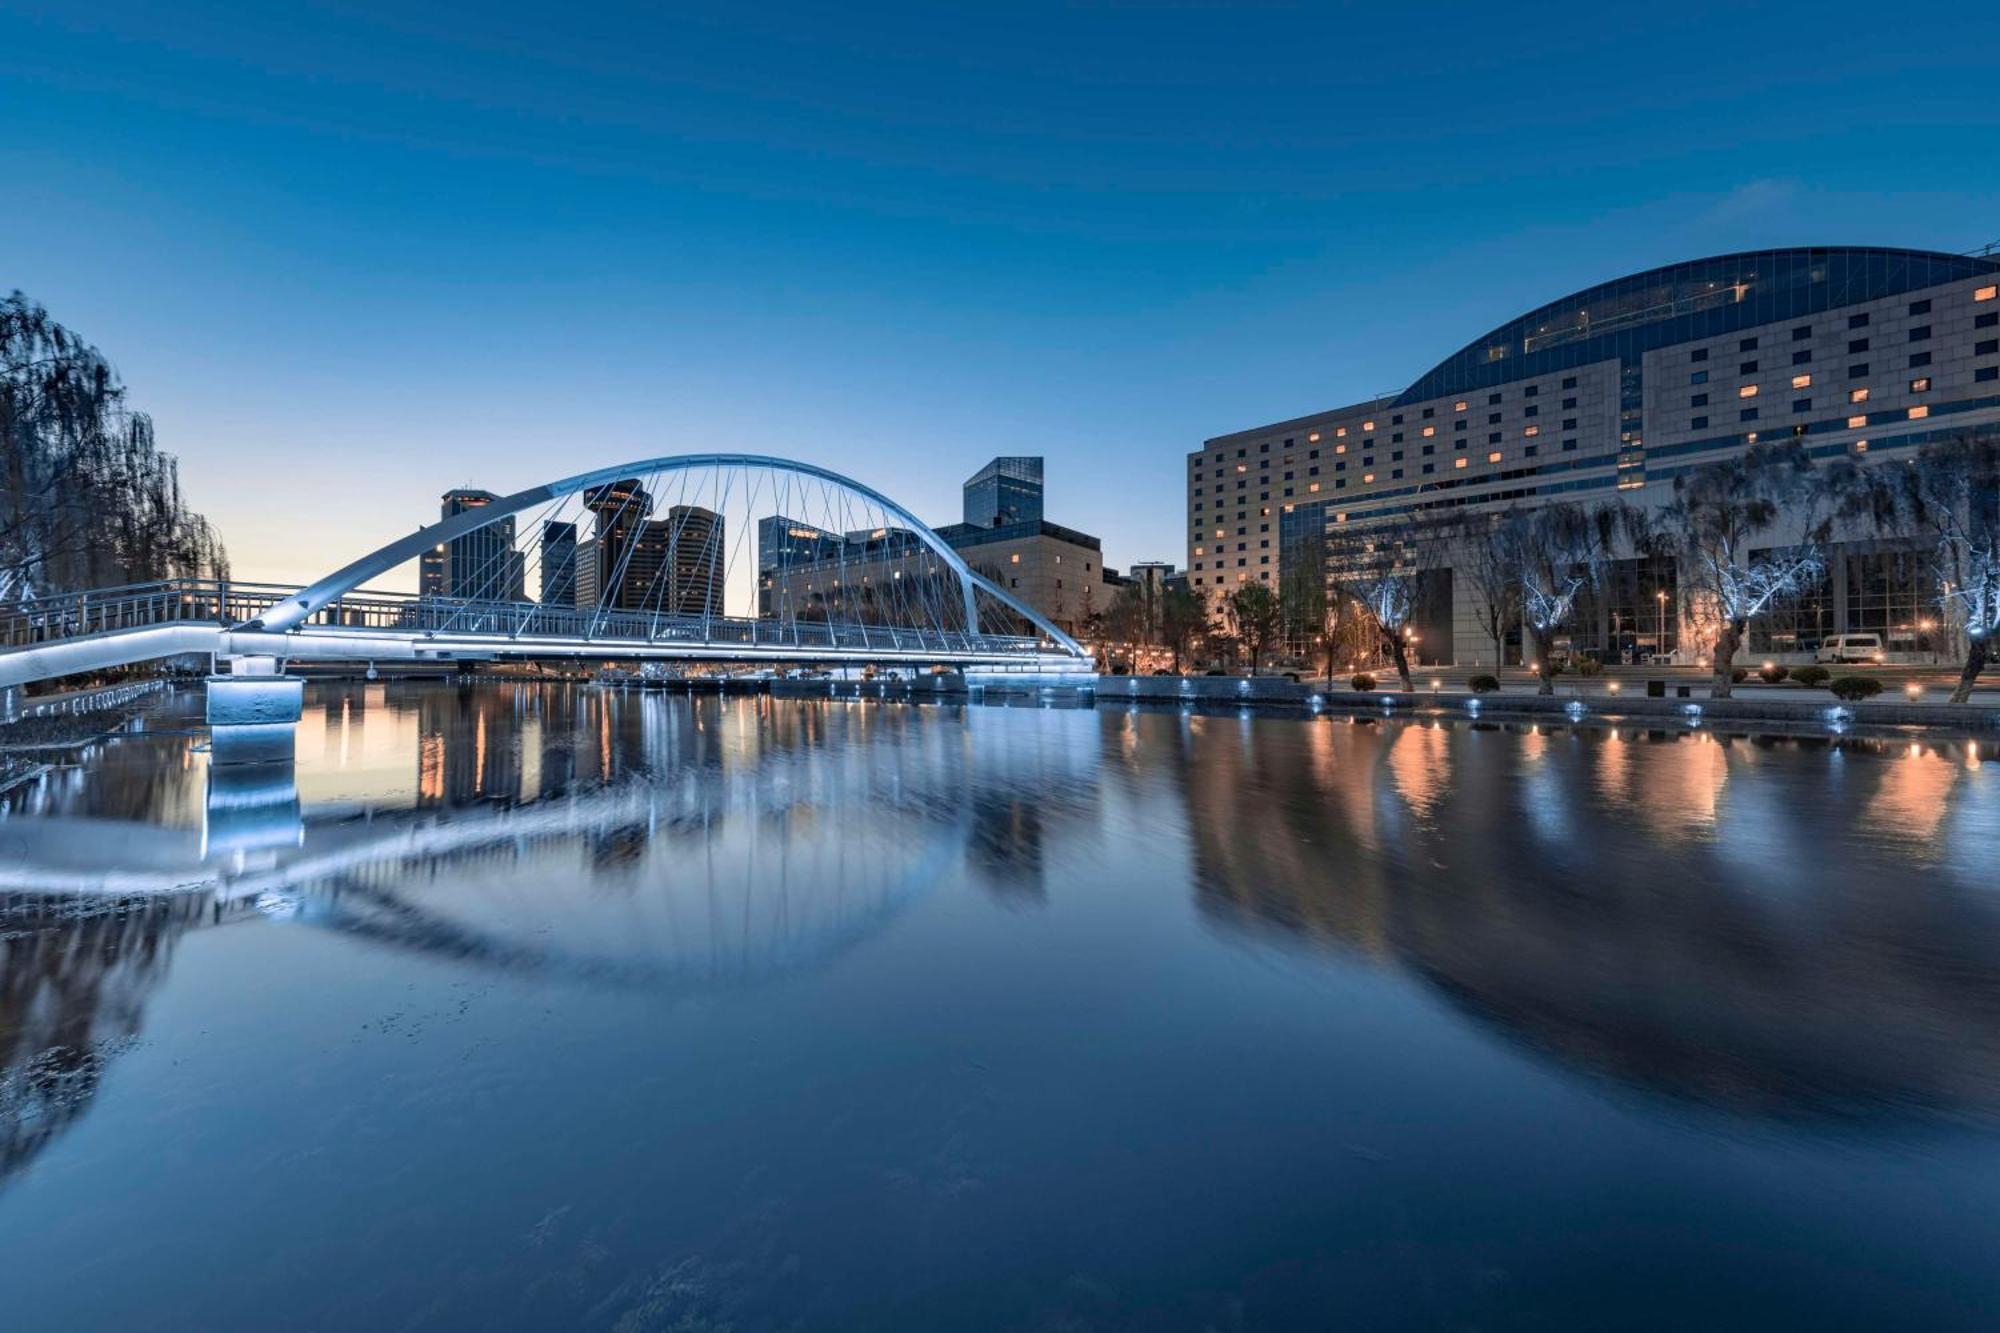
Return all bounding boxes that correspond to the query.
[1905,682,1923,700]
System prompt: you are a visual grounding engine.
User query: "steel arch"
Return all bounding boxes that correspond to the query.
[246,453,1088,658]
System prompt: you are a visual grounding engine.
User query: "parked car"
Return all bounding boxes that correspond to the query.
[1815,633,1885,664]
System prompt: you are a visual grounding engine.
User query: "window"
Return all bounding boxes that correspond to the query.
[1793,349,1812,365]
[1562,376,1578,389]
[1847,415,1868,429]
[1524,385,1539,397]
[1849,312,1870,329]
[1910,299,1932,316]
[1487,413,1501,424]
[1849,363,1870,379]
[1488,432,1502,444]
[1421,463,1434,475]
[1910,377,1931,393]
[1524,405,1539,417]
[1849,387,1870,403]
[1909,325,1931,342]
[1421,425,1435,437]
[1792,398,1811,412]
[1308,432,1319,442]
[1976,285,1998,301]
[1792,325,1812,340]
[1487,451,1502,463]
[1848,338,1870,354]
[1336,426,1348,437]
[1740,407,1759,422]
[1487,393,1502,405]
[1562,396,1576,409]
[1362,473,1374,483]
[1980,366,1999,382]
[1562,417,1577,429]
[1909,405,1929,420]
[1979,312,1999,328]
[1562,438,1578,452]
[1691,393,1710,407]
[1737,383,1759,398]
[1009,553,1020,563]
[1791,373,1812,389]
[1454,457,1468,469]
[1392,414,1404,425]
[1363,420,1375,431]
[1391,468,1403,479]
[1692,348,1710,363]
[1740,337,1759,351]
[1691,416,1709,429]
[1979,339,2000,356]
[1690,370,1708,384]
[1453,400,1468,411]
[1910,351,1932,368]
[1740,361,1758,374]
[1422,407,1435,418]
[1524,424,1540,437]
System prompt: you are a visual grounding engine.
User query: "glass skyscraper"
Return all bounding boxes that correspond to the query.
[963,456,1044,529]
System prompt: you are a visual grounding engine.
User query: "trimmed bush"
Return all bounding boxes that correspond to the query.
[1757,663,1789,684]
[1576,657,1604,678]
[1791,665,1829,688]
[1351,673,1377,692]
[1468,674,1500,694]
[1829,675,1883,701]
[1731,667,1749,683]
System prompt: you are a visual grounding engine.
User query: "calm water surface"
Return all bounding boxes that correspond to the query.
[2,683,1998,1331]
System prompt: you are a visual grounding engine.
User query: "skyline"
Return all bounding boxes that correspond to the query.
[6,1,1999,587]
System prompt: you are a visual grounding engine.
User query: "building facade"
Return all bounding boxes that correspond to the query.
[1189,246,2000,664]
[962,456,1045,530]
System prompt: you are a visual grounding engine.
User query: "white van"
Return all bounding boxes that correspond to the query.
[1815,633,1884,664]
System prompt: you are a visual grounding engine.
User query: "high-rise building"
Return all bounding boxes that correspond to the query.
[581,479,652,610]
[437,488,523,602]
[963,456,1044,529]
[539,520,578,607]
[607,506,726,616]
[1190,246,2000,665]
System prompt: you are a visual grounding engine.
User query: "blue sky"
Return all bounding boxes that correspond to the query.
[4,0,1997,585]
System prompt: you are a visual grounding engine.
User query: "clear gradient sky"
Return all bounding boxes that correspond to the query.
[5,1,1997,587]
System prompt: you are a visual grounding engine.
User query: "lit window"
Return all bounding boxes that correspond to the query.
[1308,432,1320,442]
[1909,405,1929,419]
[1737,384,1759,398]
[1362,473,1375,483]
[1854,440,1869,453]
[1335,443,1346,454]
[1454,457,1468,469]
[1847,415,1867,428]
[1487,451,1502,463]
[1308,482,1320,493]
[1009,553,1020,564]
[1215,529,1224,538]
[1421,425,1436,437]
[1193,546,1204,556]
[1453,400,1468,412]
[1791,374,1812,389]
[1977,285,1998,301]
[1849,387,1869,404]
[1363,420,1376,431]
[1335,427,1347,438]
[1335,512,1347,523]
[1236,463,1247,472]
[1910,377,1932,392]
[1523,425,1540,437]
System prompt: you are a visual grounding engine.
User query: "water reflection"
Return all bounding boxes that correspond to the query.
[1176,714,2000,1123]
[4,687,2000,1213]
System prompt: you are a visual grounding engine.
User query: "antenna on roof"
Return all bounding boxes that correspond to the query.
[1969,238,2000,258]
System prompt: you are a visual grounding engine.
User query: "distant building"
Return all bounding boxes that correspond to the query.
[933,518,1113,636]
[539,520,578,607]
[581,479,653,610]
[439,488,523,602]
[419,543,447,597]
[963,456,1044,529]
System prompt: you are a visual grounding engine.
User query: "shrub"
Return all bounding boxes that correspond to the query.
[1575,657,1603,678]
[1351,673,1377,692]
[1757,663,1789,684]
[1731,667,1749,683]
[1791,665,1829,688]
[1468,674,1500,694]
[1830,675,1883,701]
[1204,668,1227,677]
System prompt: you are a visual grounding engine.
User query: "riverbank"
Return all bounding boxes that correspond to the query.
[0,680,175,798]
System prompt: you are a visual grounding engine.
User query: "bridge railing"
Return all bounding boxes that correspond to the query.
[1,578,1054,659]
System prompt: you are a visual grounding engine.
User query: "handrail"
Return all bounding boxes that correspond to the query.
[0,577,1054,657]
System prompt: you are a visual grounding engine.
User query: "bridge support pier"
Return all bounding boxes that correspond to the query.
[206,655,304,766]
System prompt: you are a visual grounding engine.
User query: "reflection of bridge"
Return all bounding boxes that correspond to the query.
[0,454,1093,688]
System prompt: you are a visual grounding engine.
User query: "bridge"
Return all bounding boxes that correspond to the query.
[0,454,1093,690]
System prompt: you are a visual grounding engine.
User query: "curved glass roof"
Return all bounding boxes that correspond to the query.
[1397,246,2000,405]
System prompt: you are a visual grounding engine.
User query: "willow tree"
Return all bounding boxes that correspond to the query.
[1498,502,1618,694]
[1337,516,1446,692]
[1,292,226,600]
[1873,431,2000,704]
[1655,442,1846,699]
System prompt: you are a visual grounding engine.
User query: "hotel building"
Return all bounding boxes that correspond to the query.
[1189,246,2000,664]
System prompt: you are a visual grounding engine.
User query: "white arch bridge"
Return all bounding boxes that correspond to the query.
[0,454,1093,689]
